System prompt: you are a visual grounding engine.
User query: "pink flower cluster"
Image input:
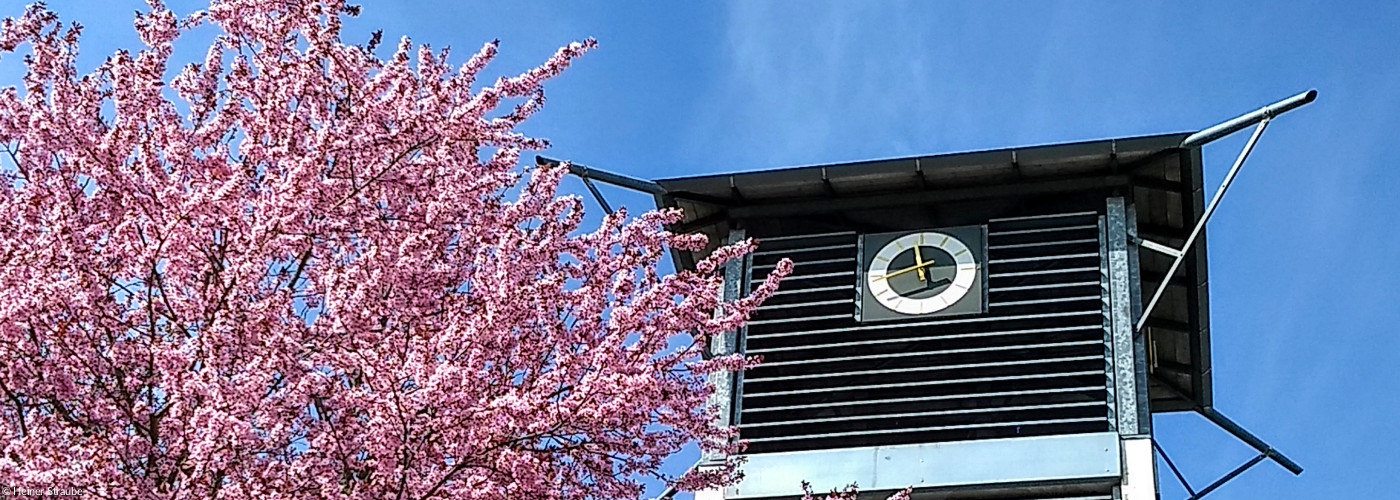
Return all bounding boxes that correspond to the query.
[0,1,790,498]
[799,482,913,500]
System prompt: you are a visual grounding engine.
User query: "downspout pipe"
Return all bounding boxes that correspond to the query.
[1180,89,1317,149]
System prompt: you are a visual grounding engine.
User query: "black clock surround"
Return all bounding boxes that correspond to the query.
[857,225,987,322]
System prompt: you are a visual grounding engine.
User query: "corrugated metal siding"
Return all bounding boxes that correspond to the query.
[741,212,1111,454]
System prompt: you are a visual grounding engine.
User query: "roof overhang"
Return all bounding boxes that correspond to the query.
[652,133,1212,412]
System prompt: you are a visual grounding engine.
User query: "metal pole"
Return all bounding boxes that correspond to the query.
[1150,375,1304,477]
[1153,439,1198,497]
[1180,90,1316,149]
[1198,407,1305,475]
[537,155,668,195]
[1136,118,1269,333]
[1188,453,1269,499]
[579,176,615,215]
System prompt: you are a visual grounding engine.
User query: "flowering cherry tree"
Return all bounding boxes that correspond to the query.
[0,1,800,498]
[800,482,913,500]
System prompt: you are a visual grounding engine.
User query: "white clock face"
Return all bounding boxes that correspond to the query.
[866,232,979,315]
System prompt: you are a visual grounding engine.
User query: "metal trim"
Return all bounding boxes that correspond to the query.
[990,238,1100,250]
[734,245,753,427]
[742,401,1103,428]
[1099,215,1118,433]
[768,284,853,296]
[751,257,852,270]
[989,224,1100,237]
[744,370,1104,397]
[991,281,1101,292]
[745,313,852,326]
[988,210,1100,223]
[746,310,1099,339]
[753,230,858,243]
[994,267,1101,278]
[746,325,1100,354]
[745,355,1103,383]
[744,417,1110,443]
[753,271,854,281]
[754,299,853,311]
[854,234,865,322]
[743,386,1106,413]
[990,295,1102,307]
[751,243,856,256]
[989,253,1100,265]
[1126,202,1152,433]
[751,340,1104,368]
[1106,197,1141,436]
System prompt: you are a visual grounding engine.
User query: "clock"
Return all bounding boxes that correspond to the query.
[858,226,986,321]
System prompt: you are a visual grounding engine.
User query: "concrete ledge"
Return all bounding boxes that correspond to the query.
[727,432,1122,499]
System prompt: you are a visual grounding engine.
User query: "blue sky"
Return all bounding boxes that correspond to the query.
[8,1,1399,498]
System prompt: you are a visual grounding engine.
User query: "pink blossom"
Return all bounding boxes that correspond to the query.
[0,1,792,499]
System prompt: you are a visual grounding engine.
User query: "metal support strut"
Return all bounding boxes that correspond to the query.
[1135,89,1316,332]
[1155,437,1275,500]
[1137,117,1268,333]
[1151,374,1305,499]
[537,155,670,216]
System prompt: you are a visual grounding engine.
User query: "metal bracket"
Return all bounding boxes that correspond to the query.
[1136,237,1183,258]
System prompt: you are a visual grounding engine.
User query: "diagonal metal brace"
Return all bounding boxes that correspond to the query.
[1151,375,1304,478]
[579,175,615,215]
[1153,439,1198,498]
[1137,117,1269,332]
[1153,413,1295,500]
[1198,407,1304,475]
[1136,89,1318,332]
[1155,437,1276,500]
[1187,453,1270,499]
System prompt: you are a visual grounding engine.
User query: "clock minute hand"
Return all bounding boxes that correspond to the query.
[874,260,939,281]
[913,246,928,282]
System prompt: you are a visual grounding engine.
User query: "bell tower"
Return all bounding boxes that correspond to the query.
[547,90,1314,500]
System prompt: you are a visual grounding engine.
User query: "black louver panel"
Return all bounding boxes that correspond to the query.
[740,213,1111,455]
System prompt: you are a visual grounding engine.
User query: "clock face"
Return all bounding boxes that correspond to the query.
[860,227,985,320]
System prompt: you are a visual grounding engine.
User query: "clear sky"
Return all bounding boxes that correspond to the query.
[9,1,1399,498]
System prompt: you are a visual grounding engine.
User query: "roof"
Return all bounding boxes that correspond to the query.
[652,133,1212,413]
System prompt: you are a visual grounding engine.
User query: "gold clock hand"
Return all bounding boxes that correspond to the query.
[913,246,928,282]
[873,260,940,281]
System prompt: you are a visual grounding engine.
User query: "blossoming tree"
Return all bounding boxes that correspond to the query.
[0,1,804,498]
